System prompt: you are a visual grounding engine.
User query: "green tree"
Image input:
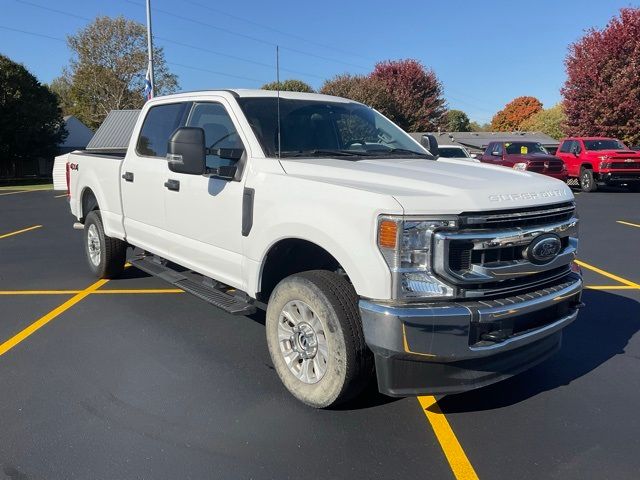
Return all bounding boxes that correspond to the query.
[54,16,178,129]
[0,55,66,178]
[520,104,567,139]
[469,121,490,132]
[443,109,471,131]
[261,79,314,93]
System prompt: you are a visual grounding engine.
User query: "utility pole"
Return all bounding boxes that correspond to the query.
[145,0,155,98]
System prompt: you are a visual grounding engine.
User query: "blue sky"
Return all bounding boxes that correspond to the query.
[0,0,637,123]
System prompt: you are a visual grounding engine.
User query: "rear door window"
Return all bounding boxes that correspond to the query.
[136,103,190,157]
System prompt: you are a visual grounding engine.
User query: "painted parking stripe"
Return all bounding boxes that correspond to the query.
[418,396,479,480]
[0,225,42,239]
[0,279,108,356]
[54,193,68,198]
[616,220,640,229]
[0,289,184,295]
[586,285,639,290]
[576,260,640,289]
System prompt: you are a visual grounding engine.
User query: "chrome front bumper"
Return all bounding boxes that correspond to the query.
[360,274,583,396]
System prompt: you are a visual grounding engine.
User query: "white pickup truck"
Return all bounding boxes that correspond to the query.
[67,90,583,408]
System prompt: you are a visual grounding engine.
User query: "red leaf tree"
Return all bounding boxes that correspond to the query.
[562,8,640,145]
[370,59,446,131]
[490,96,543,131]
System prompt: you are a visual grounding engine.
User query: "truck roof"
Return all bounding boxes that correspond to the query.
[153,89,356,104]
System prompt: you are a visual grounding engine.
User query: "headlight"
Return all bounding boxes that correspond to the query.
[513,162,528,171]
[377,216,456,300]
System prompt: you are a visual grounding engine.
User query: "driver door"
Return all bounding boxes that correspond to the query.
[163,100,247,289]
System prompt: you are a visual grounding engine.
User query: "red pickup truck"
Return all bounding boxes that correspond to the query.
[479,141,568,180]
[556,137,640,192]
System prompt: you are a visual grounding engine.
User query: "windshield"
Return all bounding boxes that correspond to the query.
[504,142,548,155]
[236,97,431,159]
[438,147,469,158]
[584,139,627,150]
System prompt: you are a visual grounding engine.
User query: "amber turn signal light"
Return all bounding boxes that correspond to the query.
[378,220,398,249]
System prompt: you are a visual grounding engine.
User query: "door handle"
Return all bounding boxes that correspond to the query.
[122,171,134,182]
[164,179,180,191]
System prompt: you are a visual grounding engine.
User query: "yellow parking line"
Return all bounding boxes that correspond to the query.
[617,220,640,229]
[576,260,640,288]
[0,225,42,239]
[0,278,109,356]
[0,290,81,295]
[54,193,68,198]
[0,190,29,196]
[417,396,479,480]
[0,288,184,295]
[93,289,184,294]
[586,285,639,290]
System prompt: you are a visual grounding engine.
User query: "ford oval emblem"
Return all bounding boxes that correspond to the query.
[526,234,562,264]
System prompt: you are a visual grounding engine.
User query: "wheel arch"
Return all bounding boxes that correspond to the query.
[257,238,347,302]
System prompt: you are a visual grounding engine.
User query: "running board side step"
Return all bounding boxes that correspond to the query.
[130,256,256,315]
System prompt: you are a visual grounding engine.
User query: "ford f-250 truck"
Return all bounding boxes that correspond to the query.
[67,90,583,408]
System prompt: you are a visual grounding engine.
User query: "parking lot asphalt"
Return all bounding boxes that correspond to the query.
[1,188,639,480]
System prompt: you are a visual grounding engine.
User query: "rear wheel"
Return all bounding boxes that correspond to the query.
[84,210,127,279]
[265,270,373,408]
[579,167,598,192]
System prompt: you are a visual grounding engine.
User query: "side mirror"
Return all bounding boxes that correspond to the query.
[167,127,206,175]
[470,153,479,159]
[420,134,439,158]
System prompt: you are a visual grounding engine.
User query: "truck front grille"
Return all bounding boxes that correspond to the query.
[434,202,578,299]
[526,159,564,173]
[610,161,640,169]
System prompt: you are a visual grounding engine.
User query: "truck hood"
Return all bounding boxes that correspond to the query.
[583,149,640,158]
[279,157,573,214]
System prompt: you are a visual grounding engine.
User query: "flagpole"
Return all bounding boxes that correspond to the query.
[145,0,155,98]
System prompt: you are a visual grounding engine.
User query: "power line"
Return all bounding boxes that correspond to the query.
[125,0,369,70]
[184,0,374,62]
[0,24,66,43]
[15,0,326,83]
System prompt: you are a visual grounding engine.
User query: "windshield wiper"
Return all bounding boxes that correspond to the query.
[280,149,363,158]
[366,148,431,158]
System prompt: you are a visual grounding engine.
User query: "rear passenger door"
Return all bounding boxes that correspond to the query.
[121,101,190,255]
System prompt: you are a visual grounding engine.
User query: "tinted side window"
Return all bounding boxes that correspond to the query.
[137,103,189,157]
[186,102,244,169]
[493,143,503,155]
[559,140,572,153]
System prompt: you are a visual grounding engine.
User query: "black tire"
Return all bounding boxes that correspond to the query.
[579,167,598,192]
[265,270,373,408]
[83,210,127,279]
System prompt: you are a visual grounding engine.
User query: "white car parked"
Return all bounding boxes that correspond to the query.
[437,144,479,161]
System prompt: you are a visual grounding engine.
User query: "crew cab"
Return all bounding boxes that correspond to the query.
[480,141,568,181]
[556,137,640,192]
[66,90,583,408]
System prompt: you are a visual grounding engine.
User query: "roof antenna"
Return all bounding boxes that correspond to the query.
[276,45,282,159]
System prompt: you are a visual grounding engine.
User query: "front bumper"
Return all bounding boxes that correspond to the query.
[360,274,583,396]
[599,171,640,184]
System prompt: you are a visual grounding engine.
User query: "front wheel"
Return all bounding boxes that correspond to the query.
[265,270,373,408]
[579,168,598,192]
[84,210,127,279]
